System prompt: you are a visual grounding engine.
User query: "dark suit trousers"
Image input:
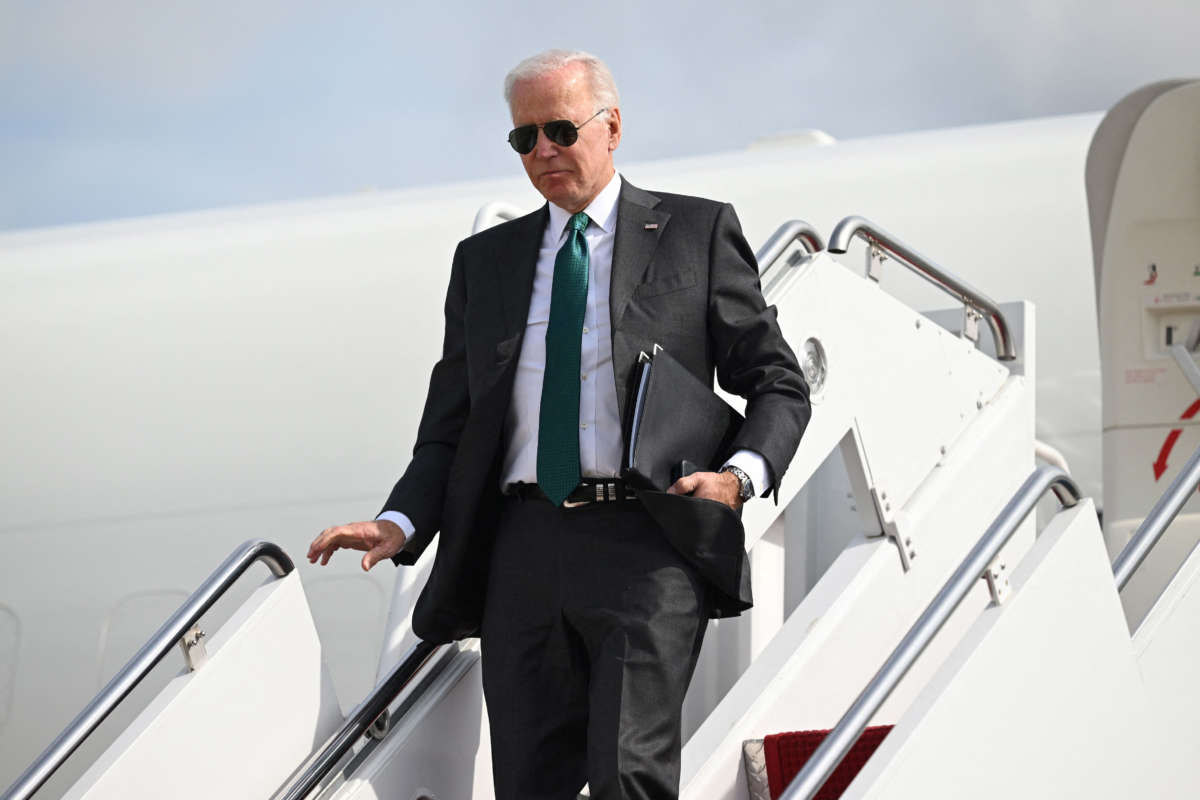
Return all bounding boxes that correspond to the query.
[480,495,710,800]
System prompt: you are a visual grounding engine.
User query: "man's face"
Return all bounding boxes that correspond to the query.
[508,64,621,214]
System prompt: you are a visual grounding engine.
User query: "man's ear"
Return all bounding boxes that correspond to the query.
[607,106,622,152]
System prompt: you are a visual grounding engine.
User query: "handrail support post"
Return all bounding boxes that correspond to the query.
[983,559,1011,605]
[866,242,886,283]
[178,624,209,672]
[963,306,982,345]
[869,488,916,571]
[367,709,390,741]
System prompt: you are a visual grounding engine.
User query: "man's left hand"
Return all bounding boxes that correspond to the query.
[667,470,743,510]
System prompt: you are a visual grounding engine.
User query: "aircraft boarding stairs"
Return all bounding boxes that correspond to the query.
[6,216,1199,800]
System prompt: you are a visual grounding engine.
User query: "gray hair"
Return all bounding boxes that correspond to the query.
[503,49,620,112]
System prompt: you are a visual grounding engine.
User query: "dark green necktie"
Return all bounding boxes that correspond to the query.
[538,211,590,506]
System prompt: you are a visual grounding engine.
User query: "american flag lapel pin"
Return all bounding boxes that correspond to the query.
[644,222,658,230]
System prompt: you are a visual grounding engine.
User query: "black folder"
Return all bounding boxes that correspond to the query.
[622,347,744,491]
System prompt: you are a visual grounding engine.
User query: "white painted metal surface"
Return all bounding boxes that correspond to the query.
[680,321,1036,798]
[60,572,343,800]
[1091,80,1200,629]
[843,501,1164,798]
[1134,521,1200,789]
[681,260,1026,742]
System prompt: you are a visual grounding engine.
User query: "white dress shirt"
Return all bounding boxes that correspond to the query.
[500,170,624,487]
[380,172,769,537]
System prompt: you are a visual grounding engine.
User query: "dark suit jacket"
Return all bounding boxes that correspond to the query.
[382,179,810,644]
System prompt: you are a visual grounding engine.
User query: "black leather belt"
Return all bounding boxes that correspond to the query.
[507,478,639,507]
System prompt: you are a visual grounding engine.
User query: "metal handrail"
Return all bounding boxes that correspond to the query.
[827,216,1016,361]
[781,466,1081,799]
[272,639,445,800]
[471,202,525,234]
[755,219,825,277]
[1,539,293,800]
[1167,344,1200,396]
[1113,441,1200,591]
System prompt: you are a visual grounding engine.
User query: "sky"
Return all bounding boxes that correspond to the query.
[2,0,1198,232]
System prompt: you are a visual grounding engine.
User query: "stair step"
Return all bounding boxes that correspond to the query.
[742,725,893,799]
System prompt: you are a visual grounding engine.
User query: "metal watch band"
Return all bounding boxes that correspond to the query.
[720,465,755,502]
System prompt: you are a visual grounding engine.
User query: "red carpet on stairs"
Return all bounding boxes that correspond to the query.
[763,725,893,799]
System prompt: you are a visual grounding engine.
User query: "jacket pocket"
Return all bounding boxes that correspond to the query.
[635,267,697,298]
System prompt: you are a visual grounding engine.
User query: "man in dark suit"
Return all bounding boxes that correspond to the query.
[308,49,809,799]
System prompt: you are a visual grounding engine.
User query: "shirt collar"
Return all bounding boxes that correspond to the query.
[547,171,621,239]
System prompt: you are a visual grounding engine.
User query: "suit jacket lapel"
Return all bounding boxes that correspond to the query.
[497,205,549,341]
[610,179,670,334]
[488,184,671,428]
[610,179,670,425]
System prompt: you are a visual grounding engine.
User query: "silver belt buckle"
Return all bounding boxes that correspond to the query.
[562,480,617,507]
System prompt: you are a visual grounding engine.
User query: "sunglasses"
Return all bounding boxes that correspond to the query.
[507,108,608,155]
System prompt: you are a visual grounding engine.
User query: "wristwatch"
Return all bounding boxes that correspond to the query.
[720,465,755,502]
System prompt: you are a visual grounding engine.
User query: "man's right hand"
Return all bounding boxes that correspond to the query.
[307,520,406,572]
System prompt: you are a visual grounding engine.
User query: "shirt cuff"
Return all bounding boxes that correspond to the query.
[722,450,772,498]
[376,510,416,538]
